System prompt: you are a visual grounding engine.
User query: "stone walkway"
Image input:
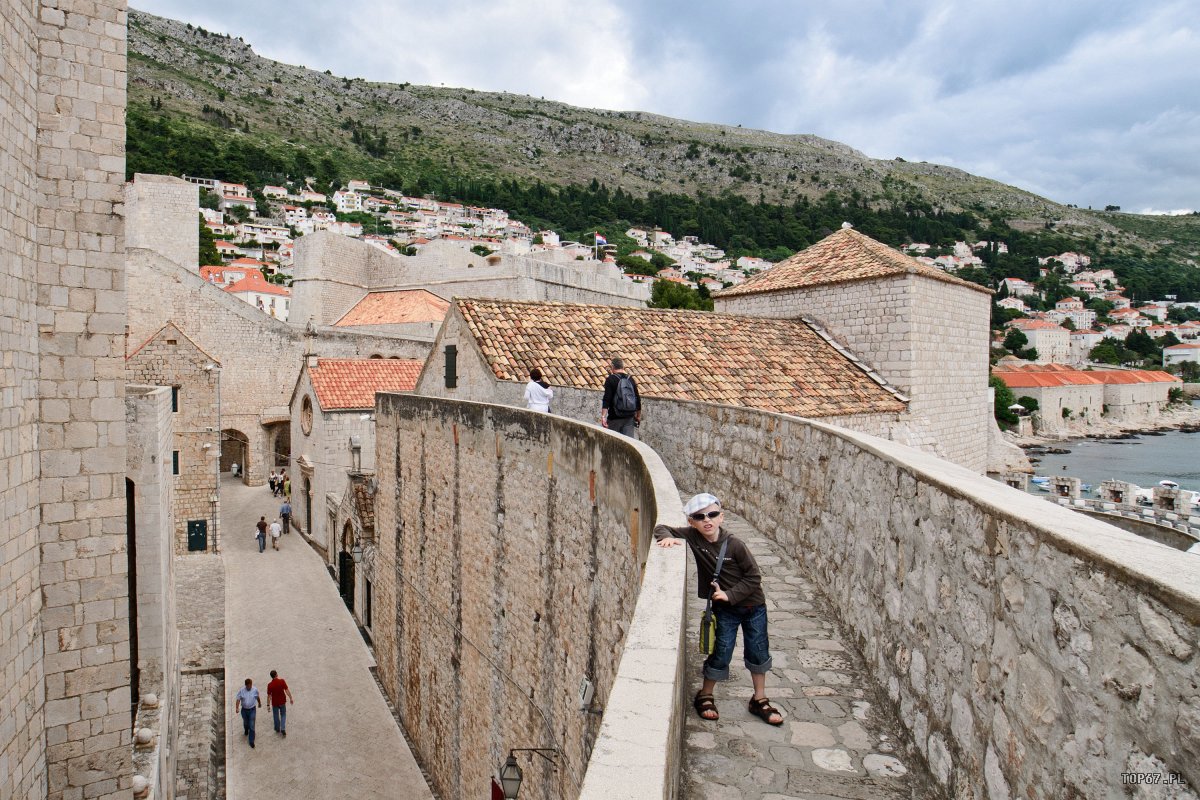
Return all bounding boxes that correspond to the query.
[678,502,934,799]
[220,476,433,800]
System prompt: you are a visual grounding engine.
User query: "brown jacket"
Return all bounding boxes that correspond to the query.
[653,524,766,607]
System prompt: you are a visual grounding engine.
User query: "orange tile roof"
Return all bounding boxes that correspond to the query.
[334,290,450,326]
[715,227,991,298]
[453,298,907,417]
[993,363,1178,387]
[224,271,291,297]
[309,358,424,410]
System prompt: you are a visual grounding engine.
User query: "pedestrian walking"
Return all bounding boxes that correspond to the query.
[283,474,291,499]
[266,669,294,737]
[269,470,278,496]
[280,498,292,534]
[255,516,267,553]
[270,518,282,550]
[231,461,240,478]
[235,678,261,748]
[524,367,554,412]
[654,493,783,726]
[600,357,641,438]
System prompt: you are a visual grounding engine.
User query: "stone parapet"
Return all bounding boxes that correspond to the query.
[638,400,1200,799]
[373,395,686,800]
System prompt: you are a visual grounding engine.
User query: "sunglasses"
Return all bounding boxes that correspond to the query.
[689,510,722,521]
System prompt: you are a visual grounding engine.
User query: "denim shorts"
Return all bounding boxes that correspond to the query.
[703,603,772,681]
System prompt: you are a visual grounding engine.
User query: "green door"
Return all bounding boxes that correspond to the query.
[187,520,208,552]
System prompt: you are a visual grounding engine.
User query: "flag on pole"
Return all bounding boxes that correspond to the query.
[594,233,608,246]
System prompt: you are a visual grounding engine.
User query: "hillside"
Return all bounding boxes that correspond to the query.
[125,9,1200,299]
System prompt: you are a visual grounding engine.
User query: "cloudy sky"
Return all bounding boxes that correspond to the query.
[132,0,1198,214]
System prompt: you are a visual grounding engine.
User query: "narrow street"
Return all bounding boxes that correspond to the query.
[220,475,432,799]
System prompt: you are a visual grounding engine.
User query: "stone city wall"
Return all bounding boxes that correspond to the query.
[125,174,198,272]
[0,0,51,794]
[373,395,685,800]
[128,247,428,486]
[641,399,1200,800]
[34,1,133,798]
[125,385,179,800]
[1020,383,1104,434]
[1103,380,1174,422]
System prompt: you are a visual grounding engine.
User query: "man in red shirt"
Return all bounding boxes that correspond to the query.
[266,670,294,736]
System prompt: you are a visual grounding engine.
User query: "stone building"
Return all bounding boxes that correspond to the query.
[290,357,422,575]
[126,323,223,554]
[288,233,649,330]
[412,298,927,447]
[714,226,994,472]
[994,363,1180,434]
[332,288,451,341]
[0,1,133,797]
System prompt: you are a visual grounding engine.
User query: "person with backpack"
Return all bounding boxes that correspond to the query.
[600,357,641,438]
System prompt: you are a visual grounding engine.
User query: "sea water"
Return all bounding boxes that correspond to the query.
[1027,429,1200,495]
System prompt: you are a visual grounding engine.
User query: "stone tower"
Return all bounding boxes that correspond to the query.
[0,1,132,798]
[714,226,993,472]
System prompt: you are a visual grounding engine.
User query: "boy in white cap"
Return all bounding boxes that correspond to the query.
[655,493,783,725]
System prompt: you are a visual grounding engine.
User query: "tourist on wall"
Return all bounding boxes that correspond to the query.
[234,678,262,748]
[270,518,282,550]
[600,357,641,438]
[255,516,268,553]
[524,367,554,412]
[266,670,294,737]
[280,498,292,534]
[654,493,784,726]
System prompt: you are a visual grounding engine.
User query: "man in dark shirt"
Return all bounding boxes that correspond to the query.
[655,493,783,726]
[600,357,641,438]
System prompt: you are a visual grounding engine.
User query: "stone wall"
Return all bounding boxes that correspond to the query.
[1104,381,1174,422]
[126,324,223,554]
[125,174,198,271]
[125,385,178,800]
[1016,384,1104,434]
[0,0,50,793]
[640,400,1200,799]
[290,234,648,328]
[127,246,428,487]
[34,1,133,798]
[715,274,992,472]
[372,395,675,800]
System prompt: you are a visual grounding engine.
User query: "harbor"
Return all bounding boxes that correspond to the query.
[1020,428,1200,551]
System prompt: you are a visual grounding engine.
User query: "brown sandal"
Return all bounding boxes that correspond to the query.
[693,692,719,721]
[749,696,783,726]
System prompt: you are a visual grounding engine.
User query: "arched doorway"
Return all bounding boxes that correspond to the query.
[338,522,355,612]
[221,429,249,479]
[303,476,312,536]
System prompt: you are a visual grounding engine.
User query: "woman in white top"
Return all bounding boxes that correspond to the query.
[524,368,554,412]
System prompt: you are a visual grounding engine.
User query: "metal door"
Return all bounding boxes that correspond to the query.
[187,519,208,552]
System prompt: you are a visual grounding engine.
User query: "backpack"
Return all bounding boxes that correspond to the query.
[614,374,638,415]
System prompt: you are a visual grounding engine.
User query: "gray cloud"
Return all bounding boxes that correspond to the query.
[133,0,1198,211]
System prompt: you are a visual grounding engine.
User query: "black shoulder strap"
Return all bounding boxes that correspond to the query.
[704,537,730,610]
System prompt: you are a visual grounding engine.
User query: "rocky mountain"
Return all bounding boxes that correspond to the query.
[128,9,1068,219]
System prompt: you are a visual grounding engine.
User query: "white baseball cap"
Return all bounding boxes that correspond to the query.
[683,493,721,516]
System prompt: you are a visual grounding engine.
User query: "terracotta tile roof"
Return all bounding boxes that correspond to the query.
[309,358,424,410]
[224,271,291,297]
[715,227,991,298]
[993,363,1178,388]
[334,290,450,327]
[453,298,907,417]
[350,475,375,534]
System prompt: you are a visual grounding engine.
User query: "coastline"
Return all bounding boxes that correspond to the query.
[1005,403,1200,449]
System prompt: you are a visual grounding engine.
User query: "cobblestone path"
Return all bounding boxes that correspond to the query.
[678,502,933,800]
[220,476,432,800]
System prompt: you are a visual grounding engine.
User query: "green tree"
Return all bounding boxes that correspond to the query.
[1089,341,1124,365]
[1002,328,1028,353]
[198,213,220,266]
[1124,329,1157,358]
[990,374,1018,427]
[1016,395,1040,413]
[648,280,713,311]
